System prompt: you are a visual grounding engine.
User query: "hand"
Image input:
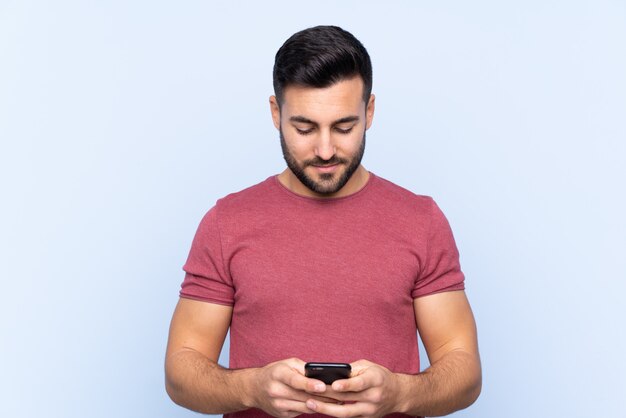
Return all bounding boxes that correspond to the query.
[249,358,341,418]
[304,359,403,418]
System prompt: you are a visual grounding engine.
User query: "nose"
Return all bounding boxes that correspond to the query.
[314,130,336,161]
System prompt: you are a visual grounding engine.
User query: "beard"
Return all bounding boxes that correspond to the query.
[279,126,366,196]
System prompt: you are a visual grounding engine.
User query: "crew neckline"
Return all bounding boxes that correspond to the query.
[272,171,377,203]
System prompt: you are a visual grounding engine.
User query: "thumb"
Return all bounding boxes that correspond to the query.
[284,357,306,375]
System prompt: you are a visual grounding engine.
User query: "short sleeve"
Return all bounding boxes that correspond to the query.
[412,198,465,298]
[180,205,235,305]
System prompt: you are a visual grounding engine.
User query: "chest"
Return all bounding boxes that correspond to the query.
[225,214,425,316]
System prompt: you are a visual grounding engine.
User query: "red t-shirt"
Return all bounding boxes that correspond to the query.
[180,172,465,418]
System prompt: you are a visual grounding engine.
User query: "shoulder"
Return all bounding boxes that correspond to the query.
[370,173,436,215]
[209,176,284,225]
[216,176,275,207]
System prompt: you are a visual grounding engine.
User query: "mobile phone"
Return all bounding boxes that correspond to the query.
[305,362,351,385]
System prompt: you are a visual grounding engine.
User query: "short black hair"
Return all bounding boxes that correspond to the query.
[273,25,373,106]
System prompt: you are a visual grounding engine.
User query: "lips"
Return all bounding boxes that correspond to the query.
[312,164,340,173]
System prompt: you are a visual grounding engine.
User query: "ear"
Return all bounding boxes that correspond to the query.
[269,95,281,130]
[365,94,375,130]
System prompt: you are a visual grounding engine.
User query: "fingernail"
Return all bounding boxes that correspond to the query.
[334,383,343,391]
[314,383,325,392]
[306,400,317,410]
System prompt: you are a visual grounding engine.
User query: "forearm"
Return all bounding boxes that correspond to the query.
[396,350,482,417]
[165,348,257,414]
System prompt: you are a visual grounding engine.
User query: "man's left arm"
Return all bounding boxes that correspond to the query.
[304,290,481,417]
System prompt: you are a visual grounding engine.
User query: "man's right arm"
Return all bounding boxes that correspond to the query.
[164,298,331,417]
[165,297,252,413]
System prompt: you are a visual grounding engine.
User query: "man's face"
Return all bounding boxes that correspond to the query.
[270,76,375,197]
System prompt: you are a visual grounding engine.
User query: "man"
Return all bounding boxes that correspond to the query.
[165,25,481,418]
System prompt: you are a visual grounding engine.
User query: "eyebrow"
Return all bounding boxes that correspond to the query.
[289,115,360,126]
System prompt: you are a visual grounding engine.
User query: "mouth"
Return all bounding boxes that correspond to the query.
[311,163,340,173]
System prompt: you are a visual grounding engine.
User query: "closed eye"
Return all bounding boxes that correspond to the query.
[335,127,353,134]
[296,128,314,135]
[295,126,354,135]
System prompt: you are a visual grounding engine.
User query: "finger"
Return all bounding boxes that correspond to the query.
[349,359,372,371]
[332,374,369,392]
[273,399,316,417]
[306,398,366,418]
[318,385,360,401]
[283,358,307,375]
[311,394,344,404]
[282,369,328,393]
[278,383,344,404]
[291,391,345,404]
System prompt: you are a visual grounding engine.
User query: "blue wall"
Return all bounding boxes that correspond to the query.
[1,1,624,417]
